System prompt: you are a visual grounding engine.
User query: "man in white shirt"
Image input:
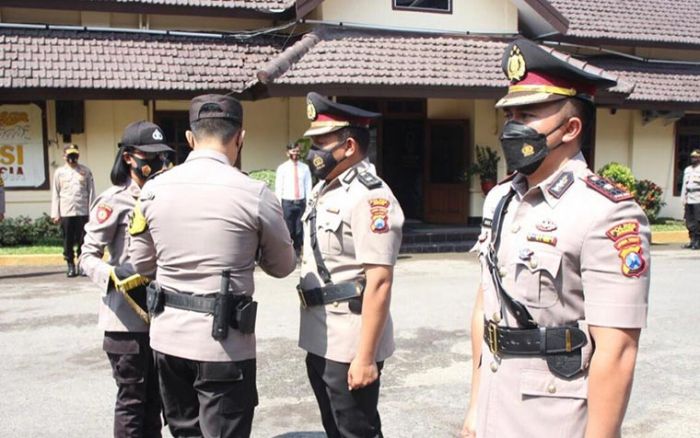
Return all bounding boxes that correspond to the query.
[275,142,312,257]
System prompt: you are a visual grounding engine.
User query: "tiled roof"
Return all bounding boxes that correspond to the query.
[593,57,700,104]
[0,28,283,94]
[52,0,294,11]
[259,29,510,90]
[546,0,700,46]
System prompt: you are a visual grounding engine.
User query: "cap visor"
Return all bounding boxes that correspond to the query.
[495,92,567,108]
[65,148,80,154]
[133,143,174,153]
[303,125,344,137]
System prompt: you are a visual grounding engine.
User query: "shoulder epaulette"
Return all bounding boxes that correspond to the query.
[357,171,382,190]
[583,174,633,202]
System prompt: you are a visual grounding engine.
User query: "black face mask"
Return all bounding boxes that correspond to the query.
[692,158,700,166]
[66,154,79,164]
[129,153,168,181]
[306,141,347,180]
[499,120,567,175]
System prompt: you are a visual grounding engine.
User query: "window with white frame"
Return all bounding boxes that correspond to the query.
[393,0,452,13]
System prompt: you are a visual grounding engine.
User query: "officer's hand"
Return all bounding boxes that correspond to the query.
[51,216,60,224]
[347,358,378,390]
[459,406,477,437]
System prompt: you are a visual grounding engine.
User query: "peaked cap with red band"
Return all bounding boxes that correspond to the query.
[304,92,381,137]
[496,38,618,108]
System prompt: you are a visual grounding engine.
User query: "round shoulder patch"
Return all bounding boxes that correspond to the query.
[96,203,113,224]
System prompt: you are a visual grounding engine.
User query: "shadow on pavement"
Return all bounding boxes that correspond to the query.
[272,433,326,438]
[0,270,64,280]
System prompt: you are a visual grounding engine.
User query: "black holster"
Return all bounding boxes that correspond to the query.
[146,282,165,316]
[232,297,257,335]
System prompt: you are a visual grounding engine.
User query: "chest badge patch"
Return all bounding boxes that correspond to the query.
[369,198,390,234]
[536,218,557,232]
[527,233,558,247]
[96,203,113,224]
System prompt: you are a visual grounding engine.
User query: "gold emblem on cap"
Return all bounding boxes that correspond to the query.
[307,100,317,120]
[521,144,535,157]
[507,45,526,83]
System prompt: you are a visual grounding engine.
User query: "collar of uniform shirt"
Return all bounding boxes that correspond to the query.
[324,158,372,193]
[185,148,230,166]
[511,151,588,206]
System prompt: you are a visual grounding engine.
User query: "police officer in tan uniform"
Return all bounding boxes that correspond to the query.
[129,94,296,438]
[80,120,173,438]
[51,144,95,277]
[681,149,700,249]
[461,39,651,437]
[297,93,404,438]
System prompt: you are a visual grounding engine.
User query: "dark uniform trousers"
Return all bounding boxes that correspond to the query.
[103,332,162,438]
[685,203,700,242]
[282,199,306,255]
[61,216,88,262]
[306,353,384,438]
[154,352,258,438]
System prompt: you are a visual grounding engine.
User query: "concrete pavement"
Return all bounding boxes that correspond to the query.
[0,247,698,437]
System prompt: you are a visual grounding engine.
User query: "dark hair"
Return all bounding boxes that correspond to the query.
[337,126,370,154]
[110,146,131,186]
[190,104,241,145]
[286,142,300,150]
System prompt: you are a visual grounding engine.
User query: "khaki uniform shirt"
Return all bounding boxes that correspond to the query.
[0,175,5,215]
[80,179,148,332]
[299,159,404,363]
[51,164,95,217]
[474,153,650,437]
[681,164,700,204]
[129,149,296,362]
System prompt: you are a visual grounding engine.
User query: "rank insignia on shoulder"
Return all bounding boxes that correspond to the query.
[96,203,113,224]
[547,171,574,199]
[358,171,382,189]
[583,175,633,202]
[128,201,148,236]
[369,198,390,233]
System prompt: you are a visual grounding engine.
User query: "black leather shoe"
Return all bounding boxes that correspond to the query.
[67,262,77,278]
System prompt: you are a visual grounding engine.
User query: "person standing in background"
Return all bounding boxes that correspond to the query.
[80,120,173,438]
[681,149,700,249]
[0,173,5,221]
[51,144,95,277]
[275,141,312,258]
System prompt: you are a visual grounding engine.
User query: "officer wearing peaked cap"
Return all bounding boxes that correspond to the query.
[298,92,404,438]
[128,94,296,437]
[461,39,650,438]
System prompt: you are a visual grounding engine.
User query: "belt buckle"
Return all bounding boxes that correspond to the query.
[487,321,500,354]
[296,285,308,309]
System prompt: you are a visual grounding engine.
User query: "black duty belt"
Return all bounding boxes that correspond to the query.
[163,290,246,313]
[484,320,587,356]
[297,281,364,309]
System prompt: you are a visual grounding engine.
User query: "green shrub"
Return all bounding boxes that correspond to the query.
[597,162,636,193]
[0,214,62,247]
[249,169,276,190]
[634,179,666,223]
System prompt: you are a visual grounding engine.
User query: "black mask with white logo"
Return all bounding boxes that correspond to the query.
[499,120,567,175]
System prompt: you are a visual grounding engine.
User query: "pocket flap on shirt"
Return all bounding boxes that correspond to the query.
[520,369,587,399]
[515,247,562,278]
[318,214,342,232]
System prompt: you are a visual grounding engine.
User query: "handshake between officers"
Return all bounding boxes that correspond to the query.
[128,94,296,437]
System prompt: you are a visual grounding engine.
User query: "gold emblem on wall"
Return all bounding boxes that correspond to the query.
[507,45,526,83]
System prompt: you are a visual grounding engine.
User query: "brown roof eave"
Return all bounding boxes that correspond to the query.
[0,0,296,20]
[596,97,700,112]
[547,32,700,51]
[0,87,261,101]
[263,83,507,100]
[520,0,569,34]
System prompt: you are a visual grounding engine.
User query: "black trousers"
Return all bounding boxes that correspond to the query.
[282,199,305,254]
[61,215,88,262]
[305,353,384,438]
[685,203,700,240]
[154,352,258,438]
[103,332,162,438]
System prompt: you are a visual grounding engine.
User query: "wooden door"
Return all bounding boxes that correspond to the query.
[423,120,470,224]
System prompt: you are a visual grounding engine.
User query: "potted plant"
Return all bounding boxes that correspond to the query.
[465,145,501,195]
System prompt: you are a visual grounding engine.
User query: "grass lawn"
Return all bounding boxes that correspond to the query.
[0,245,63,255]
[650,219,686,232]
